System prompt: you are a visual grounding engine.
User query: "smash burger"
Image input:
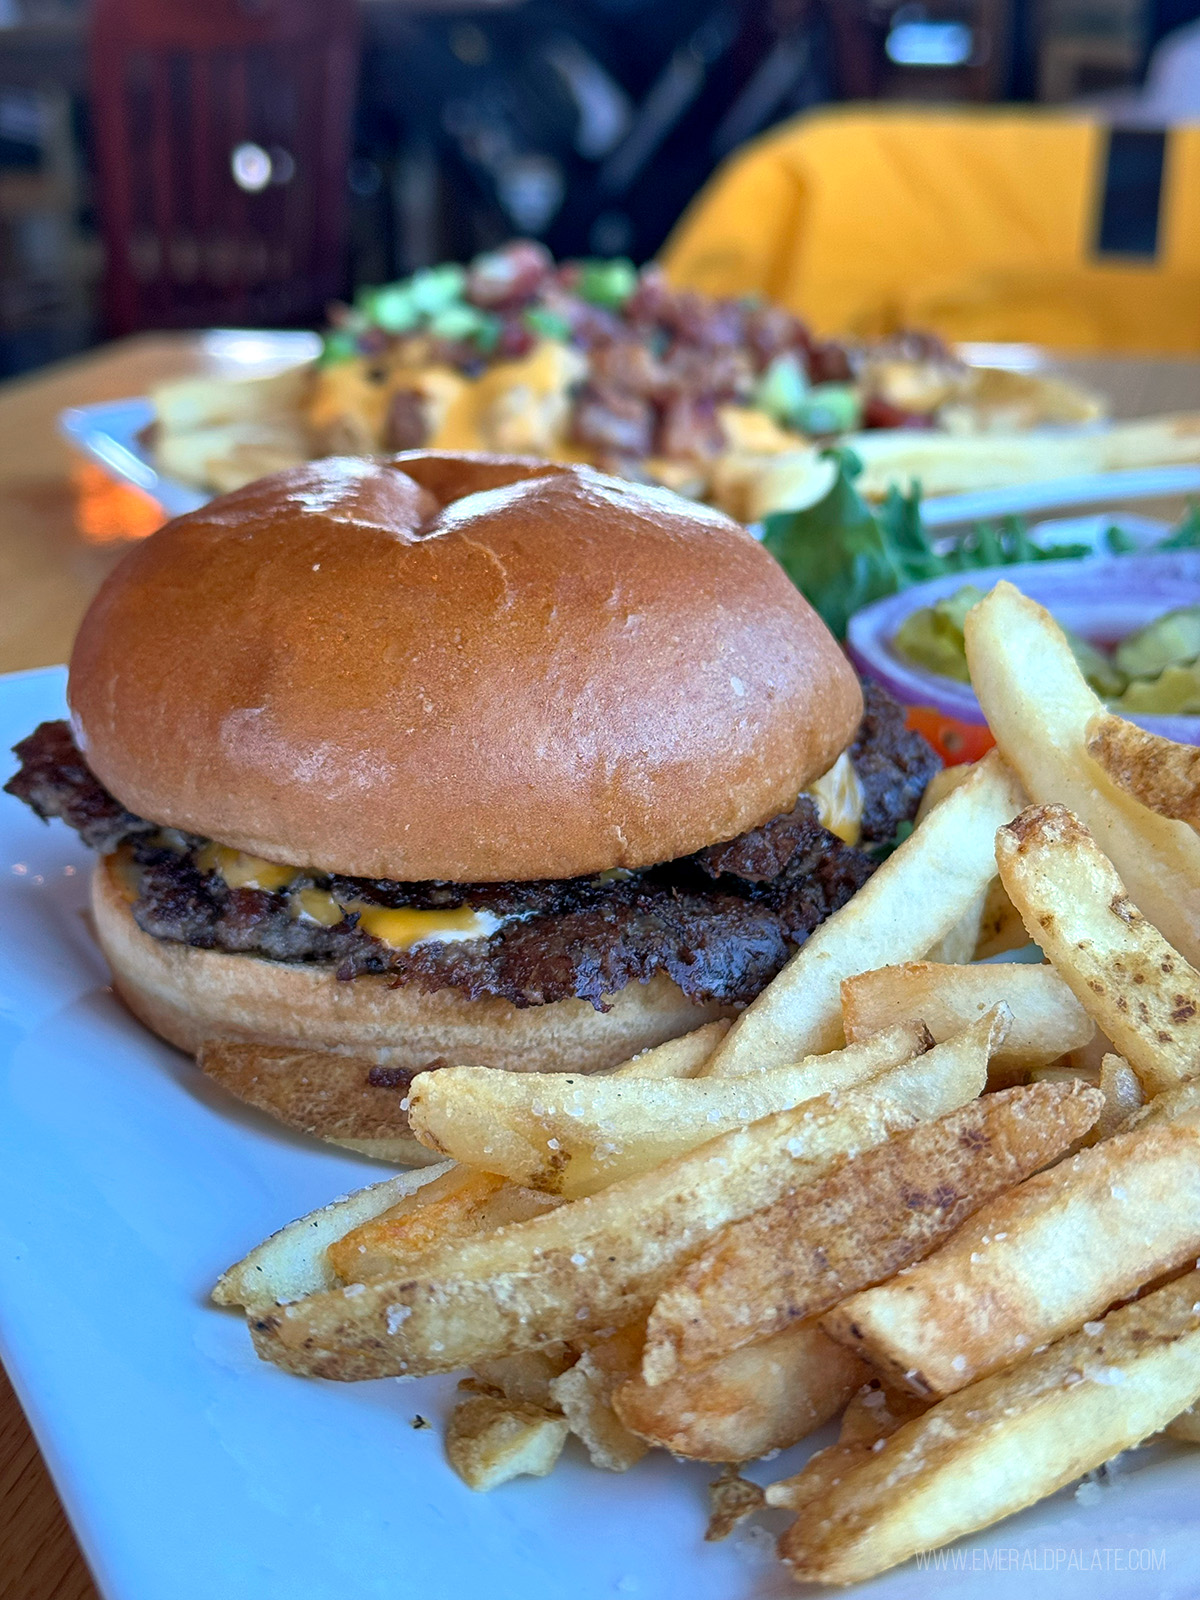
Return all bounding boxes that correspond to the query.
[6,453,937,1161]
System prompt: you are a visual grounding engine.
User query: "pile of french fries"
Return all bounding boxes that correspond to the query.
[214,580,1200,1587]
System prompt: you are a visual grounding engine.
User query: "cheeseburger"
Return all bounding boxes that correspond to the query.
[6,452,937,1161]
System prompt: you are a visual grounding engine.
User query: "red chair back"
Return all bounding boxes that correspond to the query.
[90,0,358,335]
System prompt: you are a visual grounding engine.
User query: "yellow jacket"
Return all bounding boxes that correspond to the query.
[661,108,1200,354]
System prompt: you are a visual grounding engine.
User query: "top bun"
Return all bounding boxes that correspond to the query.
[69,453,862,882]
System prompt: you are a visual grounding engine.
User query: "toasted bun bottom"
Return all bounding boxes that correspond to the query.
[92,860,727,1163]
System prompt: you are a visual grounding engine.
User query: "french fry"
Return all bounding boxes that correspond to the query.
[152,365,312,432]
[1085,1053,1145,1145]
[613,1318,867,1463]
[845,411,1200,500]
[1026,1063,1098,1086]
[548,1324,647,1471]
[201,1017,717,1168]
[327,1168,560,1284]
[472,1346,574,1410]
[841,962,1093,1075]
[973,876,1029,960]
[319,1025,727,1282]
[248,1035,988,1380]
[995,804,1200,1095]
[612,1019,730,1080]
[822,1098,1200,1398]
[915,764,990,964]
[704,752,1026,1075]
[1128,1078,1200,1129]
[924,887,987,965]
[836,1379,929,1447]
[212,1162,453,1309]
[322,1025,727,1276]
[1060,1013,1125,1082]
[444,1392,569,1491]
[965,583,1200,967]
[768,1439,872,1518]
[408,1021,932,1197]
[743,411,1200,520]
[780,1269,1200,1585]
[641,1073,1096,1383]
[766,1382,927,1513]
[1086,713,1200,835]
[155,421,310,494]
[705,1469,766,1541]
[915,763,974,823]
[1165,1401,1200,1443]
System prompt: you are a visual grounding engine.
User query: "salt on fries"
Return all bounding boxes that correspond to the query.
[216,574,1200,1588]
[407,1020,931,1197]
[995,803,1200,1095]
[244,1035,989,1379]
[778,1270,1200,1585]
[641,1074,1098,1383]
[823,1092,1200,1396]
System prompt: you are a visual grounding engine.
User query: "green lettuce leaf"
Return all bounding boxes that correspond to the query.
[761,452,1191,639]
[762,450,904,639]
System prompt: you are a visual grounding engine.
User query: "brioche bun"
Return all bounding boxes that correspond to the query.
[93,857,728,1162]
[69,452,862,883]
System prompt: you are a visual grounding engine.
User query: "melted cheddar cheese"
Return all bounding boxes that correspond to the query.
[429,341,586,455]
[351,904,502,950]
[194,844,300,892]
[290,887,344,927]
[803,750,864,846]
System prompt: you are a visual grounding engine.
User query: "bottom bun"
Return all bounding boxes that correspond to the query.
[92,859,728,1163]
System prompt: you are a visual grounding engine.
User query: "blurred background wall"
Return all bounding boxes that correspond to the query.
[0,0,1194,375]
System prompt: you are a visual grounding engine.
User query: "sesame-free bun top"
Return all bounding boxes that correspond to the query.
[69,452,862,882]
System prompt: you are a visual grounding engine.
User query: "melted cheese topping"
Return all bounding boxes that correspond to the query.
[153,753,863,955]
[195,844,300,892]
[352,904,503,950]
[803,751,864,846]
[290,887,344,927]
[352,902,502,947]
[108,845,141,903]
[717,404,800,454]
[429,341,586,455]
[190,849,505,948]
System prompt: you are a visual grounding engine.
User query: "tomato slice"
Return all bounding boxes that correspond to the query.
[905,705,995,766]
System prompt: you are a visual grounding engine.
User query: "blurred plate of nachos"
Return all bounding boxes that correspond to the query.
[61,242,1200,528]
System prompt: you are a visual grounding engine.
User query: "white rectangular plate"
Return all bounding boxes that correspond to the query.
[58,397,207,520]
[3,666,1199,1600]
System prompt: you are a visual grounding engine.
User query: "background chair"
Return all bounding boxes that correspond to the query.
[661,106,1200,354]
[90,0,358,336]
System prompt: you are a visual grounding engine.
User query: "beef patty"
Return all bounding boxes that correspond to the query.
[6,686,937,1011]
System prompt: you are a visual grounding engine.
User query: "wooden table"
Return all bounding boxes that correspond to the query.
[0,333,214,678]
[0,336,1197,1600]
